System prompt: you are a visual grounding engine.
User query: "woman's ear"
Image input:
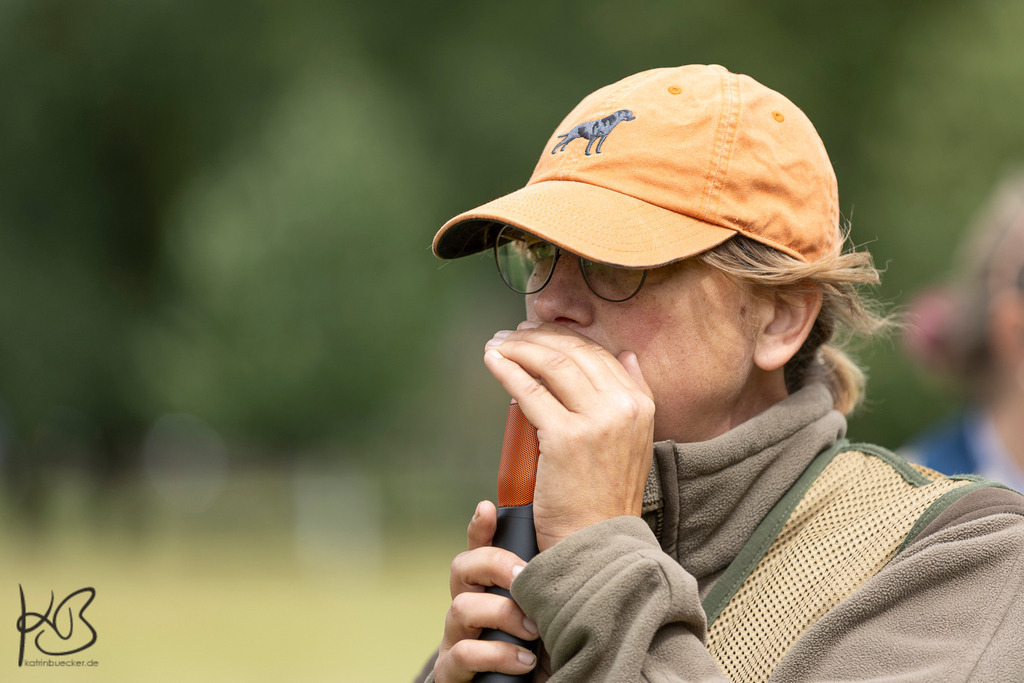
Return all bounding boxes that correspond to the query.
[754,288,823,372]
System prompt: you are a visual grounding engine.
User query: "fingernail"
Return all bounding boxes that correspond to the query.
[473,501,482,520]
[517,321,540,330]
[523,617,539,635]
[517,650,537,667]
[511,565,524,580]
[490,330,512,343]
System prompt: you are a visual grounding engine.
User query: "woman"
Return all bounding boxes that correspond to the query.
[417,65,1024,682]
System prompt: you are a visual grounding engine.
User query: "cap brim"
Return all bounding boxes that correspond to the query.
[433,179,738,269]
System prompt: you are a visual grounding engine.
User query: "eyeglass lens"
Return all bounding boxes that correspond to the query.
[494,227,557,294]
[493,225,646,302]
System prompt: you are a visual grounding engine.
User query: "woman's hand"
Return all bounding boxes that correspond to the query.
[483,322,656,551]
[432,501,540,682]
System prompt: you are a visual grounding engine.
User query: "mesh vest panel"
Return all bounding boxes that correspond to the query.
[705,446,977,682]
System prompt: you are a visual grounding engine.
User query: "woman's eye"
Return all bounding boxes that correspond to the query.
[528,243,555,261]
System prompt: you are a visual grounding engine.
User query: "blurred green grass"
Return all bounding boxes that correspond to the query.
[0,473,463,682]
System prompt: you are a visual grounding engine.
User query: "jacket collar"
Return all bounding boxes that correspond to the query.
[641,383,847,579]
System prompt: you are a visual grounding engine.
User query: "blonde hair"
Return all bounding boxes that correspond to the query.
[695,232,893,415]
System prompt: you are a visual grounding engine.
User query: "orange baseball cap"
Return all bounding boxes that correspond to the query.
[433,64,839,267]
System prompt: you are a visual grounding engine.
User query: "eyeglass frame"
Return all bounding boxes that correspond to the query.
[491,225,649,303]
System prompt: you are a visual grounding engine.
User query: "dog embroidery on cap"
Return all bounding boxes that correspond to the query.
[551,109,635,156]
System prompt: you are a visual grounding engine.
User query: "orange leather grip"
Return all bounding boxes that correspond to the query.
[496,401,540,507]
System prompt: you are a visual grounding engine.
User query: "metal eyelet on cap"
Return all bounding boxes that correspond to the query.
[668,86,682,95]
[772,111,785,122]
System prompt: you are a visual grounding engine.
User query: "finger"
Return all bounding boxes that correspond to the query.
[436,638,537,682]
[493,324,643,400]
[507,326,654,419]
[450,546,527,598]
[467,500,497,551]
[518,321,641,389]
[485,338,604,421]
[444,591,540,645]
[483,345,565,421]
[486,341,643,432]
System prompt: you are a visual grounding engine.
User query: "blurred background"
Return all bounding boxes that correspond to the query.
[1,0,1023,680]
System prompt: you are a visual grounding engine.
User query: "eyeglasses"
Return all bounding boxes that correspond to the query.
[492,225,647,302]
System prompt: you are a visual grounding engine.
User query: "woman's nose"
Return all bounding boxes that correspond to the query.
[528,254,594,326]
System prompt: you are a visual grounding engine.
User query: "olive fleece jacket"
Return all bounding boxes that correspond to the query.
[417,384,1024,681]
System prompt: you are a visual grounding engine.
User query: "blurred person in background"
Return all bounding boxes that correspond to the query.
[417,65,1024,682]
[902,171,1024,492]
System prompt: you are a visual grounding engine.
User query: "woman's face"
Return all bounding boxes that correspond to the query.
[526,254,785,443]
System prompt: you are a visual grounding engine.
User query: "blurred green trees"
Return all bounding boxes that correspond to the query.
[0,0,296,500]
[1,0,1023,522]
